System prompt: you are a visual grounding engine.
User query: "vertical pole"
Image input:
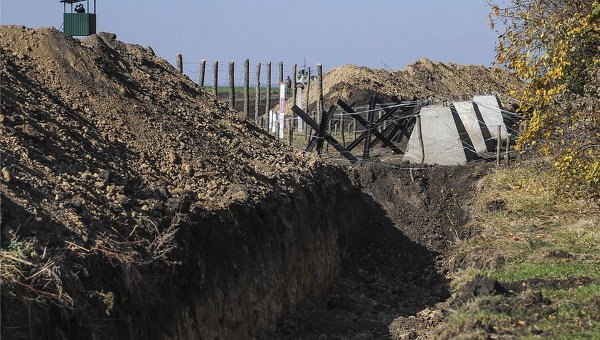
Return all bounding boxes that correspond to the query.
[306,67,311,113]
[289,64,297,146]
[229,62,235,109]
[213,61,218,96]
[317,64,324,117]
[176,53,183,73]
[244,59,250,118]
[199,59,206,87]
[265,62,271,118]
[496,125,502,167]
[279,82,286,140]
[341,112,346,148]
[416,115,425,164]
[505,135,511,166]
[279,61,284,84]
[363,97,375,160]
[317,64,324,150]
[254,62,261,125]
[291,64,297,108]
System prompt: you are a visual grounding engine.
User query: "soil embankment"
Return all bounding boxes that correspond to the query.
[1,26,485,339]
[297,60,523,111]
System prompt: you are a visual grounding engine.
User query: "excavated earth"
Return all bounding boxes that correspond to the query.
[296,61,523,111]
[2,26,491,340]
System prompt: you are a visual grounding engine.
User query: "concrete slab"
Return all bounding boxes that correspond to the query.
[451,101,488,154]
[473,95,508,141]
[405,106,469,165]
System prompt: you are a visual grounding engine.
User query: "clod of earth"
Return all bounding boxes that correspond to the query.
[2,25,508,340]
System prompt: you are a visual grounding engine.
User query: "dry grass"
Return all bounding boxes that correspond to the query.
[437,159,600,339]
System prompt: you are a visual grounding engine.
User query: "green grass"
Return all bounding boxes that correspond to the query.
[435,160,600,340]
[490,262,600,282]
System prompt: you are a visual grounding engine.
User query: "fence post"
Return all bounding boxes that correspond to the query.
[505,135,511,166]
[265,62,272,120]
[254,62,261,125]
[289,64,297,146]
[306,67,311,110]
[244,59,250,119]
[363,97,376,159]
[416,115,425,164]
[199,59,206,87]
[213,61,218,96]
[176,53,183,73]
[279,61,284,83]
[496,125,502,167]
[229,62,235,109]
[317,64,324,117]
[341,112,346,147]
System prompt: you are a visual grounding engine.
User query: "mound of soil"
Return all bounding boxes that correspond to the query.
[298,59,523,111]
[0,25,496,340]
[0,26,342,339]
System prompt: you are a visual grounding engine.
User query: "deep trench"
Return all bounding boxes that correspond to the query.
[7,163,481,340]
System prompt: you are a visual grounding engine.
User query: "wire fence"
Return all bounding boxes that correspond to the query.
[174,54,528,168]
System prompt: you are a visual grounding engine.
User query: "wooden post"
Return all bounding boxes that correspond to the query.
[289,64,297,147]
[244,59,250,118]
[291,64,297,107]
[265,62,271,118]
[176,53,183,73]
[505,135,511,166]
[229,62,235,109]
[496,125,502,167]
[363,97,375,160]
[416,115,425,164]
[213,61,218,96]
[199,59,206,87]
[306,67,311,113]
[341,112,346,148]
[317,64,324,118]
[279,61,284,83]
[254,62,261,125]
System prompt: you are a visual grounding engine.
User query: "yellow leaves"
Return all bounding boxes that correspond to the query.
[492,1,599,197]
[492,4,500,17]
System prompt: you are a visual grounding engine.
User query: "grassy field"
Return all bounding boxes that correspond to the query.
[435,160,600,339]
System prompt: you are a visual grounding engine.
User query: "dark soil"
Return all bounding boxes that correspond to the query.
[261,163,489,339]
[1,26,514,340]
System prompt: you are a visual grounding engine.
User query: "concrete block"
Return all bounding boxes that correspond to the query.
[405,106,469,165]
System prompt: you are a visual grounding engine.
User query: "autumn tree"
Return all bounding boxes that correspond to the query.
[488,0,599,197]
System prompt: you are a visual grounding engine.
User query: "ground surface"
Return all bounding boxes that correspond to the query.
[2,25,596,340]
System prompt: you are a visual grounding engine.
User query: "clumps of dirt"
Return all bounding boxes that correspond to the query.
[453,275,510,305]
[299,59,523,111]
[260,163,489,339]
[1,25,332,338]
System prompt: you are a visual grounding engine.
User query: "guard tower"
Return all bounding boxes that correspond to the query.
[61,0,96,36]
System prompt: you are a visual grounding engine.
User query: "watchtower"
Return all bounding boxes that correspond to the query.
[61,0,97,36]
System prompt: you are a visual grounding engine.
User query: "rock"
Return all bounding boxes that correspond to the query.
[2,167,11,183]
[98,169,110,181]
[167,150,180,164]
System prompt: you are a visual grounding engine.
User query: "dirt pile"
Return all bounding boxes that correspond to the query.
[300,59,523,110]
[0,26,357,339]
[0,25,494,340]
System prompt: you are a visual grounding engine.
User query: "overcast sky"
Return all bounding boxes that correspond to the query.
[1,1,499,81]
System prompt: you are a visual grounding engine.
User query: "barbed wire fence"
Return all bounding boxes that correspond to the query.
[174,54,528,171]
